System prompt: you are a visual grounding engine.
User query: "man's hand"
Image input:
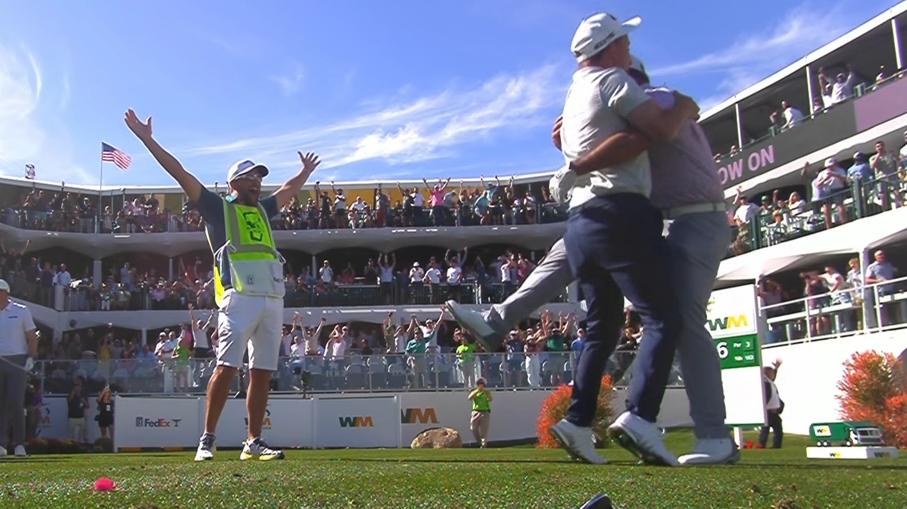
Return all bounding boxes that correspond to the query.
[124,109,153,141]
[298,151,321,176]
[551,115,563,151]
[672,92,700,120]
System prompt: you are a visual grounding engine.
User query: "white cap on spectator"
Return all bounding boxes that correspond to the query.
[824,157,838,167]
[227,159,269,183]
[571,13,641,62]
[413,262,420,267]
[0,279,9,292]
[159,332,167,338]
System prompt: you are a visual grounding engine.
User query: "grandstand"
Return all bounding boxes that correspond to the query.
[1,3,907,451]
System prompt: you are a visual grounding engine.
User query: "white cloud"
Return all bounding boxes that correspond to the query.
[0,46,45,166]
[0,46,89,184]
[649,2,852,106]
[269,62,305,96]
[185,63,565,176]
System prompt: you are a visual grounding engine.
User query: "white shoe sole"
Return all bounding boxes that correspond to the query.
[679,448,741,466]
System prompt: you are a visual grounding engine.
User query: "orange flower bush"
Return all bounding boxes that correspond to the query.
[537,375,613,448]
[836,350,906,448]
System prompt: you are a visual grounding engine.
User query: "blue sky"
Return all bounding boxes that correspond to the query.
[0,0,899,187]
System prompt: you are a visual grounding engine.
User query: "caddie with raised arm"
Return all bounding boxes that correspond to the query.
[124,109,320,462]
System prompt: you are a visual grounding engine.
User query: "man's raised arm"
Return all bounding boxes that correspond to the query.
[124,109,203,203]
[273,151,321,209]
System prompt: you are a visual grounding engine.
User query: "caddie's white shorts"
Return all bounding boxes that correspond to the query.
[216,290,283,371]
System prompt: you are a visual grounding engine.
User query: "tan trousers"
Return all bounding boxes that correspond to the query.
[470,411,490,443]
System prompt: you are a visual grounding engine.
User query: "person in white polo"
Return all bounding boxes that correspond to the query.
[125,108,321,462]
[0,278,39,458]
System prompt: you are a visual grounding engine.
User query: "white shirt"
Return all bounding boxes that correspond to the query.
[500,263,513,283]
[304,332,319,355]
[0,301,36,356]
[324,338,347,359]
[411,193,424,207]
[734,203,760,224]
[561,67,653,209]
[782,106,804,128]
[424,267,441,284]
[320,266,334,283]
[446,266,462,285]
[351,201,367,212]
[154,338,176,358]
[831,73,856,104]
[409,267,424,283]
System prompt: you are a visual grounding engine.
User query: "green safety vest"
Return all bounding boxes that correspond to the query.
[211,199,285,307]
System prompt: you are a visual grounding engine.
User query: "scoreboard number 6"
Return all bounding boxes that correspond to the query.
[716,341,729,359]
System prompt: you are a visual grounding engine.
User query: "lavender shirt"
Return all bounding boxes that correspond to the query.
[645,86,725,210]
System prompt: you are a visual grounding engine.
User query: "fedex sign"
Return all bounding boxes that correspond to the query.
[135,417,183,428]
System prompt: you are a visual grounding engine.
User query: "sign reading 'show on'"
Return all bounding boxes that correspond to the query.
[114,396,201,449]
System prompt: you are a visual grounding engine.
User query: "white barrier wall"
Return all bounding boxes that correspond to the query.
[108,387,695,450]
[36,397,102,442]
[765,330,907,435]
[314,396,400,448]
[113,396,201,450]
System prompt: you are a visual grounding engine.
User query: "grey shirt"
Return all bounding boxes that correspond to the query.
[645,86,725,209]
[561,67,653,209]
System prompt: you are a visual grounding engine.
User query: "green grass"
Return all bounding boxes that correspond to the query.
[0,433,904,509]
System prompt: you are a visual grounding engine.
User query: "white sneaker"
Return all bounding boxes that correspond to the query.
[0,446,6,457]
[678,438,740,465]
[550,419,607,464]
[194,433,216,461]
[608,411,678,466]
[445,300,500,352]
[13,445,27,457]
[240,438,284,461]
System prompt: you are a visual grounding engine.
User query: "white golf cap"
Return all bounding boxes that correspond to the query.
[0,279,9,292]
[227,159,269,183]
[824,157,838,167]
[571,13,641,62]
[413,262,420,267]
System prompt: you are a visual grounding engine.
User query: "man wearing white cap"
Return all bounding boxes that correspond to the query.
[125,109,321,461]
[448,54,738,465]
[517,13,697,466]
[0,278,39,458]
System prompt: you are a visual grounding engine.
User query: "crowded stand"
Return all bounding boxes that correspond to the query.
[1,176,568,234]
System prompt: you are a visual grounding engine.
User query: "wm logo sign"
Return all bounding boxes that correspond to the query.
[338,416,374,428]
[706,314,749,332]
[401,407,438,424]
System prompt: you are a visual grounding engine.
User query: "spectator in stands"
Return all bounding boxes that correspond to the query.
[870,140,903,210]
[408,262,425,302]
[523,326,545,388]
[758,359,784,449]
[847,152,873,186]
[455,328,477,388]
[865,249,898,296]
[67,383,88,443]
[423,260,442,304]
[846,257,863,296]
[757,277,784,323]
[810,158,848,229]
[787,191,807,216]
[374,184,390,227]
[781,100,804,129]
[331,181,347,225]
[811,96,825,114]
[819,65,856,105]
[445,250,465,304]
[732,189,759,223]
[875,65,889,84]
[802,271,830,336]
[500,255,517,301]
[424,177,452,226]
[319,260,334,287]
[822,264,855,331]
[404,320,430,388]
[899,130,907,169]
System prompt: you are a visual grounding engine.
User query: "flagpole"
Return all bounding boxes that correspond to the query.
[98,142,104,234]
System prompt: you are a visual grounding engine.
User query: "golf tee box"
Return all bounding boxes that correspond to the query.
[806,446,900,460]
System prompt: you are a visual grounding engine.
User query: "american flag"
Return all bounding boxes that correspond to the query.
[101,142,131,170]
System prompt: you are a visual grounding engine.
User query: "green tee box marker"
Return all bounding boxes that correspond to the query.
[714,334,761,369]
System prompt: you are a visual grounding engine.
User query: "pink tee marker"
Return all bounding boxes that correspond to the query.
[94,477,117,492]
